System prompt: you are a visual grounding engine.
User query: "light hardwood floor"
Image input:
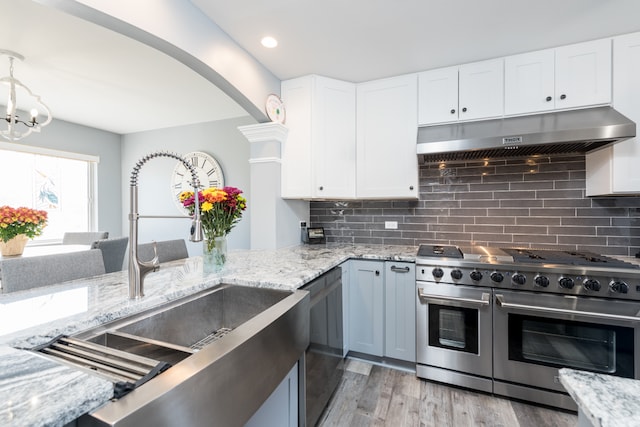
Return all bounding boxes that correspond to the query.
[318,359,578,427]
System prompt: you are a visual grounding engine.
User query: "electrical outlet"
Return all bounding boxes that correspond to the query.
[385,221,398,229]
[300,221,307,228]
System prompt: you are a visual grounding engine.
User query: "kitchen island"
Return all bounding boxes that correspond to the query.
[559,368,640,427]
[0,243,417,427]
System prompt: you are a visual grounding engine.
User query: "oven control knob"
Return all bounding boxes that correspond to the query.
[432,268,444,279]
[559,277,575,289]
[534,275,550,288]
[583,279,601,292]
[490,272,504,283]
[609,281,629,294]
[451,269,463,280]
[470,270,483,282]
[512,273,526,286]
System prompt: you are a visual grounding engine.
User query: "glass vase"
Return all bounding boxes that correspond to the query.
[203,235,227,273]
[0,234,29,257]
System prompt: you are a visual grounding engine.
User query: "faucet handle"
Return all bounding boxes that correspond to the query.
[150,241,160,265]
[139,241,160,269]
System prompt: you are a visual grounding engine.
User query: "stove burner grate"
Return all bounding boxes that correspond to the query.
[502,248,639,269]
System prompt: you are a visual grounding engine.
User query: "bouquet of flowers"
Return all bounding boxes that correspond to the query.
[0,205,48,242]
[178,186,247,251]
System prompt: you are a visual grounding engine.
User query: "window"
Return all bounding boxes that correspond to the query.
[0,142,98,244]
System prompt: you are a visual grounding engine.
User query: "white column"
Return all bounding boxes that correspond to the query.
[239,123,309,250]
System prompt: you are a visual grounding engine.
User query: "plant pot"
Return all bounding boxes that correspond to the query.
[203,235,227,273]
[0,234,29,257]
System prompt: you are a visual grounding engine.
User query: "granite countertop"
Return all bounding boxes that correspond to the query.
[560,368,640,427]
[0,243,417,427]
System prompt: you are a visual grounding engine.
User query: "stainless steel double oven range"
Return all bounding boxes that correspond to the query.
[415,244,640,411]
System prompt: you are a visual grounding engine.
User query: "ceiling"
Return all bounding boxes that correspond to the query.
[193,0,640,82]
[0,0,248,135]
[3,0,640,135]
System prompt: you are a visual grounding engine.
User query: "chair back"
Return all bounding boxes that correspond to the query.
[91,237,129,273]
[137,239,189,263]
[1,249,106,293]
[62,231,109,245]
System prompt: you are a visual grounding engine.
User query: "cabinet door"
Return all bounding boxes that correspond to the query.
[555,38,612,110]
[384,262,416,362]
[418,66,459,125]
[245,363,298,427]
[349,260,384,356]
[356,74,418,199]
[504,49,555,115]
[313,77,356,199]
[458,58,504,121]
[280,76,313,198]
[586,32,640,195]
[340,261,350,357]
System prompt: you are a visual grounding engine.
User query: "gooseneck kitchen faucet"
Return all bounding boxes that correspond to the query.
[128,151,203,299]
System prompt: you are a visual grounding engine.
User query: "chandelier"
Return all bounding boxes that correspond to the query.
[0,49,52,142]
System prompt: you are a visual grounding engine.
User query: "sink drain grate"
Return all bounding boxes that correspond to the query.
[191,327,232,351]
[33,335,171,399]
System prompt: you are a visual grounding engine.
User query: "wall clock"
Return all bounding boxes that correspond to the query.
[171,151,225,213]
[265,93,286,124]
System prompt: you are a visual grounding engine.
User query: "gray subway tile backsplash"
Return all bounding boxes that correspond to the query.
[309,154,640,256]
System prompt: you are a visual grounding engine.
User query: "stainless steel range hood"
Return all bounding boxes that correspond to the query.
[417,106,636,163]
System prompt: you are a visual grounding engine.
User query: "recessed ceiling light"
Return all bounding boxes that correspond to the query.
[261,36,278,48]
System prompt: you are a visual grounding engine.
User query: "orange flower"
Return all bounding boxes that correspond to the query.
[0,206,48,243]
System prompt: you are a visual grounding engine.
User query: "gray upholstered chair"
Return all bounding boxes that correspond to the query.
[91,237,129,273]
[0,249,106,293]
[137,239,189,263]
[62,231,109,245]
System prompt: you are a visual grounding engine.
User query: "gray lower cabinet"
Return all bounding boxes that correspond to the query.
[348,260,385,356]
[384,262,416,362]
[245,363,298,427]
[347,260,416,362]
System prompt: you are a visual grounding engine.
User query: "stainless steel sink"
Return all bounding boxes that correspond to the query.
[110,284,291,349]
[86,332,193,366]
[61,283,310,427]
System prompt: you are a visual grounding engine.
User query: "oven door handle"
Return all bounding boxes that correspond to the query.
[418,289,491,307]
[495,294,640,323]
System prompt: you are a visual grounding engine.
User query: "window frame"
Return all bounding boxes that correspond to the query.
[0,141,99,245]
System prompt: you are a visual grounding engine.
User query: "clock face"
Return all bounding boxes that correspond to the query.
[172,151,225,213]
[265,93,286,124]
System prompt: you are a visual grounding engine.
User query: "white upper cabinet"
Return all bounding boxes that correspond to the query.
[418,58,504,125]
[417,66,459,125]
[504,49,555,115]
[356,74,419,199]
[555,39,612,110]
[280,75,356,199]
[586,32,640,195]
[505,39,611,116]
[458,58,504,121]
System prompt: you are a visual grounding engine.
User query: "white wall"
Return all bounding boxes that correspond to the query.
[121,116,256,254]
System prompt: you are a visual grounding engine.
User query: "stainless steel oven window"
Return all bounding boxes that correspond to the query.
[508,314,634,377]
[428,304,479,354]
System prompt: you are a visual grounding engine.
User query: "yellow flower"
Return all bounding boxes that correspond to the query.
[179,191,194,202]
[201,201,213,212]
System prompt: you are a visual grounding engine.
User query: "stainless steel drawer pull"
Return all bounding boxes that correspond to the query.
[495,294,640,323]
[418,289,490,307]
[390,265,411,273]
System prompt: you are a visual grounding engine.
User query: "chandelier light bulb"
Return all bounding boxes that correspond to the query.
[30,109,38,119]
